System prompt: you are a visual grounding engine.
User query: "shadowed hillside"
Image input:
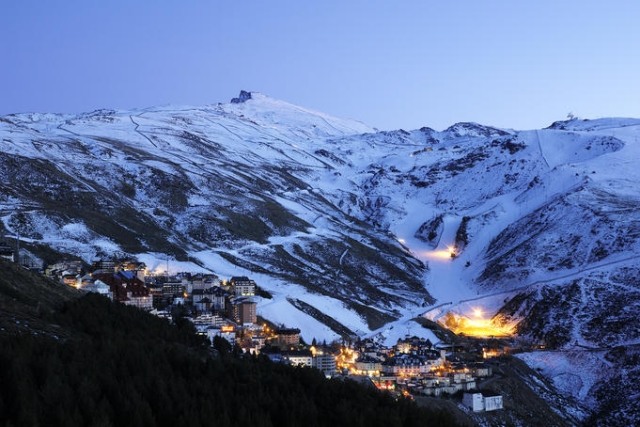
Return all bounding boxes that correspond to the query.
[0,262,459,427]
[0,258,78,336]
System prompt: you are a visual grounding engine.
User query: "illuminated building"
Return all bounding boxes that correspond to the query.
[230,276,256,297]
[311,347,337,377]
[381,354,431,377]
[274,328,301,348]
[395,336,435,354]
[354,356,382,376]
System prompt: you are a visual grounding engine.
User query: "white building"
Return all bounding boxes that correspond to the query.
[463,393,485,412]
[205,325,236,346]
[312,348,337,377]
[230,276,256,297]
[124,292,153,311]
[484,394,503,412]
[462,392,503,412]
[354,357,382,376]
[192,314,225,328]
[282,350,313,368]
[80,279,113,299]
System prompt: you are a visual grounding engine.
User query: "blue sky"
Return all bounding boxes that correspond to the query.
[2,1,640,131]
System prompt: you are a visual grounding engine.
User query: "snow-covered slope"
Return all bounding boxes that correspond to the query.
[0,92,430,343]
[2,94,640,423]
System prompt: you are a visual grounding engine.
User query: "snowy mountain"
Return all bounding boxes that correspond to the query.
[2,91,640,423]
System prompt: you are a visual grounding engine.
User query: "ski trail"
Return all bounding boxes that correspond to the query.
[535,129,551,169]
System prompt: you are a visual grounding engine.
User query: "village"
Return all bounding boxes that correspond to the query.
[2,246,507,414]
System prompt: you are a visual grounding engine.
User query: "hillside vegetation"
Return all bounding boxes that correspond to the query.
[0,262,458,427]
[0,258,78,336]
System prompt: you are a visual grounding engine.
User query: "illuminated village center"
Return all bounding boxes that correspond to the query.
[38,256,518,412]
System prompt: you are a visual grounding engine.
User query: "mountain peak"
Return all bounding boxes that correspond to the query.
[444,122,510,138]
[222,91,374,136]
[230,90,253,104]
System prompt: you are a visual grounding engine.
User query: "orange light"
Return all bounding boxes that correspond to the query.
[424,250,454,260]
[440,310,514,338]
[424,244,458,261]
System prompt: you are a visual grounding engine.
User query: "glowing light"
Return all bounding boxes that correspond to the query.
[424,250,455,261]
[440,310,514,338]
[423,244,458,261]
[482,348,506,359]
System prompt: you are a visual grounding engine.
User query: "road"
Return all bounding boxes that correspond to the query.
[129,114,158,148]
[424,253,640,318]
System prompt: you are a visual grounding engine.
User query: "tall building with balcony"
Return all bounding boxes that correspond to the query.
[231,297,257,325]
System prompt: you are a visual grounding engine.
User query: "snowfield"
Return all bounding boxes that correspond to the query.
[517,350,610,403]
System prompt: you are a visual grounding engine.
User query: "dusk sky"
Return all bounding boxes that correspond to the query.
[2,1,640,131]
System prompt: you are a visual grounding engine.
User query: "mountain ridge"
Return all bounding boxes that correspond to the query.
[2,92,640,423]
